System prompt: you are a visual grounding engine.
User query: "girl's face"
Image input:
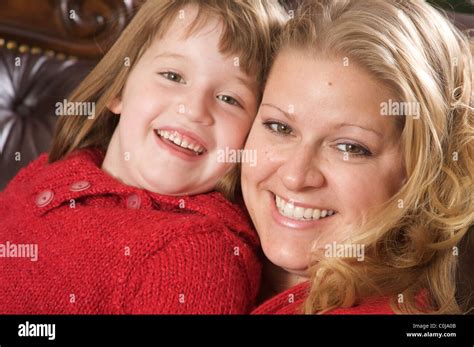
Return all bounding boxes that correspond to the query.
[241,51,406,276]
[103,6,258,195]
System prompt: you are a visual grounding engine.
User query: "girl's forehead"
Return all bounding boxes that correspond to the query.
[158,5,222,42]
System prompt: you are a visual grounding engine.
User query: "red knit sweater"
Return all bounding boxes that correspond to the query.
[252,282,395,314]
[0,149,261,314]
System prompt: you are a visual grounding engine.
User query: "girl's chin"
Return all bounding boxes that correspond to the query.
[144,181,213,196]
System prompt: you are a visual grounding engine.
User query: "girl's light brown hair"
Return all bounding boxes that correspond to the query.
[273,0,473,314]
[49,0,287,201]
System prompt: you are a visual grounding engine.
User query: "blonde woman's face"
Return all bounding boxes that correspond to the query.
[103,6,258,195]
[241,51,406,276]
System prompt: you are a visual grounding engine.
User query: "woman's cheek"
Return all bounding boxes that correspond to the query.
[253,130,292,164]
[262,144,288,164]
[335,167,389,220]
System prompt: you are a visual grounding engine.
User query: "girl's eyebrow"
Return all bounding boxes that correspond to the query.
[232,75,258,94]
[153,52,188,61]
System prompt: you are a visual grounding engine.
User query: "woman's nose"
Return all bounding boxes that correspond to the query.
[277,144,325,192]
[176,90,214,126]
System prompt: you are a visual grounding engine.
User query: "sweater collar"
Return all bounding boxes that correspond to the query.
[29,148,254,231]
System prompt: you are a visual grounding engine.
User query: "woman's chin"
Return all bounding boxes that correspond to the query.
[280,266,310,279]
[263,244,310,277]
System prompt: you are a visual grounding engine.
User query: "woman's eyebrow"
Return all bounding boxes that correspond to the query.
[261,104,383,137]
[261,103,295,121]
[336,123,382,137]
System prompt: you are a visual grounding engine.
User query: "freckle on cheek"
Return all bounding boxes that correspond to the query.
[327,81,333,86]
[264,149,285,163]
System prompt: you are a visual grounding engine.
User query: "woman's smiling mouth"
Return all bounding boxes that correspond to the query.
[269,192,337,230]
[275,194,336,221]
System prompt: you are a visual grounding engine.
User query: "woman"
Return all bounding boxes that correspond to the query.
[242,0,473,314]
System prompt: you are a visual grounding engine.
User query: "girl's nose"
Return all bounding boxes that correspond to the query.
[177,91,214,126]
[277,144,325,192]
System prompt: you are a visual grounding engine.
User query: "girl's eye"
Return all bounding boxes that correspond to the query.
[336,143,371,157]
[159,72,185,84]
[217,95,241,107]
[263,121,293,135]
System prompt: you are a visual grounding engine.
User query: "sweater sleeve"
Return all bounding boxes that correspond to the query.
[123,223,260,314]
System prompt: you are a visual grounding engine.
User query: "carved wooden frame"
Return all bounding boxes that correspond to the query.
[0,0,143,60]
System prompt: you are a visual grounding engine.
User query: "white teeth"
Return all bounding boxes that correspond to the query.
[303,208,313,219]
[294,207,305,219]
[274,194,335,221]
[312,209,321,220]
[156,130,204,154]
[283,203,294,216]
[276,195,282,208]
[173,136,182,146]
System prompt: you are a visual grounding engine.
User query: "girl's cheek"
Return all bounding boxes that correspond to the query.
[218,123,251,149]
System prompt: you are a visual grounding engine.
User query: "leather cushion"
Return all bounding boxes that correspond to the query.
[0,47,94,190]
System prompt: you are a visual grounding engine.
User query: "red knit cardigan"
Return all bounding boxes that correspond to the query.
[252,282,395,314]
[0,149,261,314]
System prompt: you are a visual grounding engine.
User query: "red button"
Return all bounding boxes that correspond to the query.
[127,194,141,209]
[35,190,54,207]
[70,181,91,192]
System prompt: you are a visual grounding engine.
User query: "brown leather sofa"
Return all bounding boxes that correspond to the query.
[0,0,472,313]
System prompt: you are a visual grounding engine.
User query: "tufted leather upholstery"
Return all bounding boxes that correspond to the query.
[0,0,139,191]
[0,47,94,190]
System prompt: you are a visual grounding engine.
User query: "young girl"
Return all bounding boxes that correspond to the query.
[0,0,287,314]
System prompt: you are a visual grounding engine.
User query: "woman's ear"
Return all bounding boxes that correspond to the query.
[107,96,122,115]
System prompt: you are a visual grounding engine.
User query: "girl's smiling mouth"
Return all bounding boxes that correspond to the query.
[156,129,206,154]
[154,128,208,161]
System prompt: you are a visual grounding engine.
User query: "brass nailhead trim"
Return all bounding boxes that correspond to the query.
[6,41,17,50]
[0,37,78,61]
[18,44,29,53]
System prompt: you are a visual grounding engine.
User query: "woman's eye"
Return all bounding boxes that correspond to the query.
[217,95,241,107]
[159,72,185,84]
[263,121,293,135]
[336,143,371,156]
